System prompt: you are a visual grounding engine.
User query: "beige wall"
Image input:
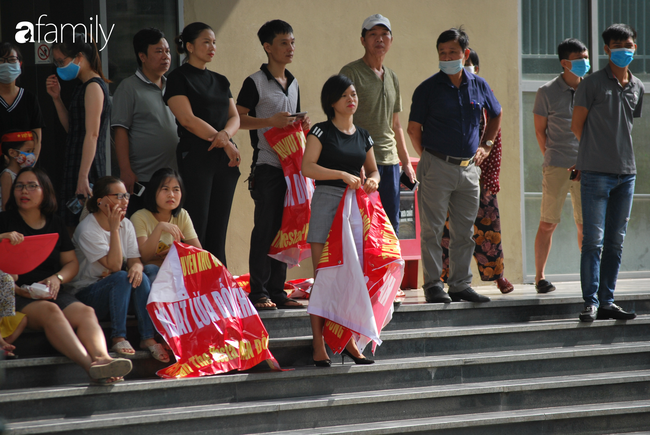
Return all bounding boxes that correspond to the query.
[184,0,523,285]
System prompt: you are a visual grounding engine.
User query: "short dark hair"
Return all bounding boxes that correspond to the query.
[467,48,479,67]
[361,24,390,39]
[87,176,123,213]
[320,74,354,120]
[175,22,212,56]
[602,23,637,46]
[436,26,469,50]
[133,28,165,67]
[6,168,57,216]
[558,38,588,61]
[0,42,22,62]
[257,20,293,46]
[143,168,186,217]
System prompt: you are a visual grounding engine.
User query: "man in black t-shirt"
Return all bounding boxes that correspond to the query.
[236,20,310,310]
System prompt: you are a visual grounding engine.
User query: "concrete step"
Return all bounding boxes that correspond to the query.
[258,295,649,338]
[3,341,650,421]
[5,373,650,434]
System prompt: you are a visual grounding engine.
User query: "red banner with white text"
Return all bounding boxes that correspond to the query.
[146,242,281,378]
[264,123,314,267]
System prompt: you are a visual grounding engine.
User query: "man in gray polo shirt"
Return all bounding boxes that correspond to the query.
[532,38,588,294]
[571,23,644,322]
[339,14,415,237]
[112,28,178,215]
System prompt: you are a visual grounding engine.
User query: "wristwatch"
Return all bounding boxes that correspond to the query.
[482,140,494,147]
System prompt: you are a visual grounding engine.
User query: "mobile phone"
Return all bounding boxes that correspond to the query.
[400,172,419,191]
[133,182,146,197]
[290,111,307,119]
[569,169,578,180]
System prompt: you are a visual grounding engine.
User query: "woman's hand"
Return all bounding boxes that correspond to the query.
[157,222,184,242]
[46,75,61,100]
[341,172,362,190]
[76,177,93,198]
[208,130,231,151]
[127,262,143,288]
[39,275,61,300]
[224,142,241,167]
[363,178,379,194]
[1,231,24,245]
[106,203,125,233]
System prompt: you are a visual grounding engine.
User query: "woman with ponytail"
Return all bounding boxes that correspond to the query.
[163,22,240,265]
[46,32,111,230]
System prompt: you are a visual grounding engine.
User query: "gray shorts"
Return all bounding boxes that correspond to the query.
[15,291,80,312]
[307,185,346,244]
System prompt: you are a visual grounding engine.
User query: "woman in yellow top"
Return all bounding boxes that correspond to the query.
[130,168,201,271]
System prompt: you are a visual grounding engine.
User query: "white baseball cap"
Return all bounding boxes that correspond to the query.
[362,14,391,33]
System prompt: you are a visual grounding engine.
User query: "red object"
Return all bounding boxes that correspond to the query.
[0,233,59,275]
[147,243,281,378]
[264,123,314,267]
[399,157,421,289]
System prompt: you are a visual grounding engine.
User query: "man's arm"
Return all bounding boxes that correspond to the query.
[236,105,296,130]
[571,106,589,142]
[533,114,548,155]
[114,127,136,193]
[393,113,416,182]
[407,121,424,157]
[475,109,502,166]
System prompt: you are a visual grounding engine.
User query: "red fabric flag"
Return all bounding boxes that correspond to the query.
[146,242,281,378]
[264,123,314,267]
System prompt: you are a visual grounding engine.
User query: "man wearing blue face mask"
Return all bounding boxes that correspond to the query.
[407,27,502,303]
[532,38,589,295]
[571,23,644,322]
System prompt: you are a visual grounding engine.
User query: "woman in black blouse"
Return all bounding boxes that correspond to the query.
[302,75,380,367]
[0,168,131,384]
[164,22,240,266]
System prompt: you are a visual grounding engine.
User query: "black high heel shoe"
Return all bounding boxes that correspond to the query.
[313,358,331,367]
[341,349,374,365]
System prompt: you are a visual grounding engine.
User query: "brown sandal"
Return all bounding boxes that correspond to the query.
[496,277,514,294]
[253,297,277,311]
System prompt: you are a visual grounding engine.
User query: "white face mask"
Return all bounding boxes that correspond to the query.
[439,59,464,75]
[464,65,475,74]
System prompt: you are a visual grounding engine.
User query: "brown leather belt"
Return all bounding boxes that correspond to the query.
[425,148,475,167]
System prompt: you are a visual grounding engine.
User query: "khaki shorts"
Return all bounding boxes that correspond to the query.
[540,165,583,225]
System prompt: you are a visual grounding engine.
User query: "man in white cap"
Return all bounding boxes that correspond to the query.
[340,14,416,238]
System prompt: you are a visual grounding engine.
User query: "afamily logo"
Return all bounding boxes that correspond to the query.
[15,14,115,51]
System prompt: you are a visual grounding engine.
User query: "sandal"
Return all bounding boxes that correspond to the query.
[253,297,277,311]
[89,358,133,380]
[275,298,305,309]
[3,349,18,360]
[496,277,514,294]
[142,343,170,363]
[110,340,136,359]
[90,377,125,386]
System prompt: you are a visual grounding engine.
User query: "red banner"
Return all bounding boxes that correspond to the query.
[308,189,404,354]
[146,242,281,378]
[264,123,314,267]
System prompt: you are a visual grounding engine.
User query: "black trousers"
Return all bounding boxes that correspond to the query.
[177,141,240,266]
[248,164,289,304]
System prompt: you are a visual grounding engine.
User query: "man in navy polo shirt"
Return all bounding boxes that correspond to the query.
[407,27,502,303]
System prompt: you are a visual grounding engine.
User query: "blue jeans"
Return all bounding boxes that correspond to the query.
[76,266,157,340]
[377,164,401,237]
[580,171,635,307]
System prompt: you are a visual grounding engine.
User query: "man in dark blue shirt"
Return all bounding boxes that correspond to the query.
[407,27,502,303]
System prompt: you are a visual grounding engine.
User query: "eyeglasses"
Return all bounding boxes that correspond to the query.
[52,57,71,68]
[14,183,40,191]
[0,56,19,64]
[106,193,131,201]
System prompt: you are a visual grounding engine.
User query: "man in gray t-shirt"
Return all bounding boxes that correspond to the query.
[532,38,588,294]
[571,24,644,322]
[112,28,178,216]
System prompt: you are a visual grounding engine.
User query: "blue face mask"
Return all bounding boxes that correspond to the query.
[0,62,21,84]
[15,150,36,168]
[609,48,634,68]
[56,58,80,81]
[569,59,590,77]
[439,59,463,75]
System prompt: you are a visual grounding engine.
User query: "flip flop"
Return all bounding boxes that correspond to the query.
[3,350,18,360]
[110,340,137,359]
[275,298,305,309]
[253,297,277,311]
[142,343,170,363]
[89,358,133,380]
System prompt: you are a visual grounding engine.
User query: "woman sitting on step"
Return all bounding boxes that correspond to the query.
[0,168,132,384]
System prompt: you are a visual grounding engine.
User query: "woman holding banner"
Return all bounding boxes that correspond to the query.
[302,75,380,367]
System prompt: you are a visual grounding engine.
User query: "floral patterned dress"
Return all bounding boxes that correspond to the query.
[441,109,505,282]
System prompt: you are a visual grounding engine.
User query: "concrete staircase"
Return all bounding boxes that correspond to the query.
[2,280,650,434]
